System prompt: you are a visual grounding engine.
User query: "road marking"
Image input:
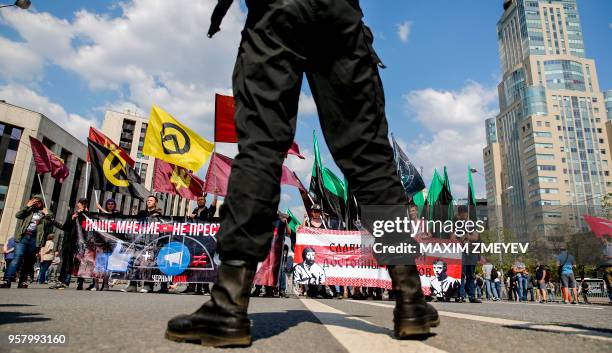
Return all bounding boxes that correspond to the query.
[482,300,604,310]
[299,299,447,353]
[347,300,612,343]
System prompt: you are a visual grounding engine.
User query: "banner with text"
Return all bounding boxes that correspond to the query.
[294,227,461,297]
[75,213,219,283]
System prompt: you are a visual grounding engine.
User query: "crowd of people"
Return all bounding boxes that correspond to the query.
[1,195,611,307]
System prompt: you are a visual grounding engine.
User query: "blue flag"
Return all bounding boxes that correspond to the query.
[391,135,425,198]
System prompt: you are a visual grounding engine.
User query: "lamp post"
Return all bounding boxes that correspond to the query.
[0,0,31,9]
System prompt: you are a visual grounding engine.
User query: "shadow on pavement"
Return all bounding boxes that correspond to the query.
[504,322,612,338]
[250,310,435,342]
[0,311,51,325]
[0,304,37,307]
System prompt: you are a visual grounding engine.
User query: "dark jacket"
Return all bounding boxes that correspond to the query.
[190,206,213,222]
[15,206,54,247]
[136,208,163,221]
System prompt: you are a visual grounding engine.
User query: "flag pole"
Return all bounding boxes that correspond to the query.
[84,162,90,197]
[36,174,48,209]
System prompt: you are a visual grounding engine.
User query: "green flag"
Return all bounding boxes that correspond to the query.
[286,209,301,233]
[309,132,347,221]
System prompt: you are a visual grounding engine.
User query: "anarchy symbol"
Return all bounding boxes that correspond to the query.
[103,148,129,187]
[161,122,191,155]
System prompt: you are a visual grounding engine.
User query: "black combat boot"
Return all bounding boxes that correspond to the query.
[165,260,255,347]
[388,265,440,338]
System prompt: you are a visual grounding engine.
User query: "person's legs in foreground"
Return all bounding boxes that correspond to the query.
[165,0,437,347]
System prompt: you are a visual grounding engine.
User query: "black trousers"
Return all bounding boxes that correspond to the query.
[218,0,407,263]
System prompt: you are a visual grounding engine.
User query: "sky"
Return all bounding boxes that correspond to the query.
[0,0,611,218]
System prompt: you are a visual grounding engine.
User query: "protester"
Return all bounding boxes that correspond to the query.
[50,198,89,290]
[189,194,218,222]
[183,194,217,295]
[304,204,327,229]
[96,198,120,215]
[123,195,164,294]
[451,206,481,303]
[37,234,55,284]
[1,195,54,288]
[547,281,557,303]
[556,243,578,304]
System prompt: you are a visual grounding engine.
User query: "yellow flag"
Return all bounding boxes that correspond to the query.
[143,106,214,171]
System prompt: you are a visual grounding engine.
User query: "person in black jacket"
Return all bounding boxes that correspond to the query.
[123,195,164,293]
[49,198,89,290]
[166,0,438,346]
[189,194,217,222]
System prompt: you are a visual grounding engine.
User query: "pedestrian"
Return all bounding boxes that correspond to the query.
[512,257,527,301]
[547,281,556,302]
[451,206,481,303]
[2,236,16,281]
[166,0,439,345]
[1,195,54,288]
[524,269,535,302]
[579,277,590,304]
[482,260,494,300]
[47,251,61,282]
[556,243,578,304]
[535,263,547,303]
[598,234,612,304]
[37,234,55,284]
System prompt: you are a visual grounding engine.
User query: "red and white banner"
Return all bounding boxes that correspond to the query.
[294,227,462,296]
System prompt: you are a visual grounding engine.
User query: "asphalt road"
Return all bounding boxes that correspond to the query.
[1,285,611,353]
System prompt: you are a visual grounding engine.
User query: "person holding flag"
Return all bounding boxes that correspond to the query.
[165,0,439,346]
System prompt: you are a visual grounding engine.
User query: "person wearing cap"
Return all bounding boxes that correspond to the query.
[305,204,327,229]
[1,195,54,288]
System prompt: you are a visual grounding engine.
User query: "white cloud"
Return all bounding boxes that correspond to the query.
[0,0,246,139]
[298,92,317,117]
[402,81,498,198]
[396,21,413,43]
[0,84,98,141]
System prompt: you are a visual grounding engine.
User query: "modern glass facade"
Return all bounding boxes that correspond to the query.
[486,118,498,144]
[490,0,610,239]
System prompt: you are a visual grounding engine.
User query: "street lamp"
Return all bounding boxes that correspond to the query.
[0,0,31,9]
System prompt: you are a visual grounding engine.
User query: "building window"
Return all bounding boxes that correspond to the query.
[0,123,24,222]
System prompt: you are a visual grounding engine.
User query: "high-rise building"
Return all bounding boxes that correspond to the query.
[483,118,504,230]
[101,110,190,216]
[490,0,611,241]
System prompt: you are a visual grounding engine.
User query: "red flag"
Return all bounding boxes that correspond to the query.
[215,94,304,158]
[214,94,237,143]
[287,141,305,159]
[29,136,70,183]
[204,152,309,197]
[583,215,612,238]
[88,127,135,167]
[253,225,285,287]
[153,159,204,200]
[281,166,306,191]
[203,153,233,196]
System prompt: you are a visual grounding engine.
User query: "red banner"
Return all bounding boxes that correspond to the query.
[294,227,461,296]
[153,158,204,200]
[583,215,612,238]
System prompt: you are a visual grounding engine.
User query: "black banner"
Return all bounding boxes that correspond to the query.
[74,213,219,283]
